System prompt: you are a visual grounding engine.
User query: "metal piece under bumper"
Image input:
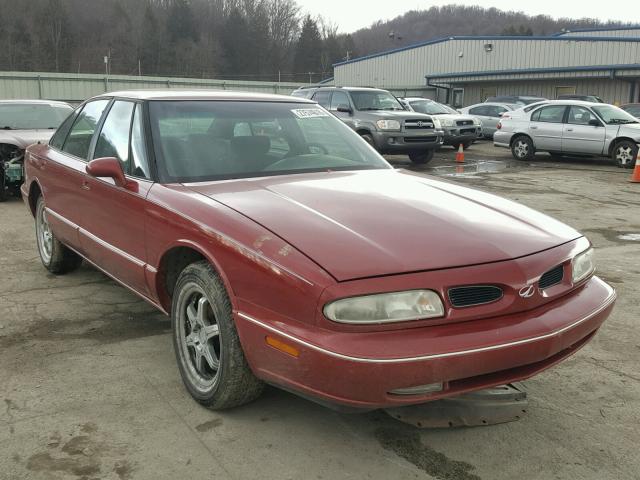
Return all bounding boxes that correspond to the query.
[235,277,615,410]
[371,130,444,153]
[493,131,513,148]
[442,127,482,146]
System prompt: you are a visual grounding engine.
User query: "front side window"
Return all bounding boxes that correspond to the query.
[62,100,110,159]
[531,106,566,123]
[0,103,72,130]
[330,91,350,110]
[567,106,597,125]
[94,101,135,172]
[149,101,391,183]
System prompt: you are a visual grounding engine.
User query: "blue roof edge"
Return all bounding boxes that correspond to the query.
[425,63,640,80]
[333,35,640,68]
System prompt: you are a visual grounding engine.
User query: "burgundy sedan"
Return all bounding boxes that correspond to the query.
[22,90,616,411]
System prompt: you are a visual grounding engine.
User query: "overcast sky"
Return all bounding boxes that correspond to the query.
[296,0,640,33]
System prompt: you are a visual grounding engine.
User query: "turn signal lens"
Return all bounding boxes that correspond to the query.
[265,336,299,357]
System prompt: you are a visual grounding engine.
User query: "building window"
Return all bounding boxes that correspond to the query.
[452,88,464,108]
[481,88,497,102]
[555,86,576,99]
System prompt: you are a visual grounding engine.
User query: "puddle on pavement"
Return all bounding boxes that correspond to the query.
[426,160,525,177]
[618,233,640,241]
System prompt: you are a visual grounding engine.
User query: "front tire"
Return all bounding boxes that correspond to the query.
[612,140,638,169]
[409,149,435,164]
[35,196,82,274]
[0,165,6,202]
[360,133,376,149]
[511,136,535,161]
[172,261,264,410]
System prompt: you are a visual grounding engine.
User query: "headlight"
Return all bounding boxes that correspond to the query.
[376,119,401,130]
[572,248,595,283]
[473,117,481,126]
[441,119,454,127]
[324,290,444,324]
[432,117,442,129]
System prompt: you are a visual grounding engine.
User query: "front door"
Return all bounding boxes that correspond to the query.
[562,105,606,154]
[329,90,355,128]
[529,105,567,151]
[78,100,154,297]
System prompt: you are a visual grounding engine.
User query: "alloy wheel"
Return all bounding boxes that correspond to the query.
[36,203,53,264]
[514,140,529,159]
[616,145,634,166]
[177,284,222,391]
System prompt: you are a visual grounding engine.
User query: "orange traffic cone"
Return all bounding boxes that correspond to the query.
[630,152,640,183]
[455,143,465,163]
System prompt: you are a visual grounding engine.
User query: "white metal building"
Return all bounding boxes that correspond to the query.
[333,28,640,107]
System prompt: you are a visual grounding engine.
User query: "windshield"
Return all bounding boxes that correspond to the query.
[149,101,392,183]
[350,91,404,111]
[0,103,72,130]
[409,100,449,115]
[592,105,639,125]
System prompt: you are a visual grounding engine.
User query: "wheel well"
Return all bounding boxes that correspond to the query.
[356,129,371,136]
[608,137,638,156]
[28,181,42,217]
[510,133,532,147]
[156,247,206,310]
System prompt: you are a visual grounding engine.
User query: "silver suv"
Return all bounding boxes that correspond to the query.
[291,86,444,164]
[494,101,640,168]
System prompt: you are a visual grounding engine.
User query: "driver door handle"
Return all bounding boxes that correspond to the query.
[566,128,574,132]
[530,126,538,130]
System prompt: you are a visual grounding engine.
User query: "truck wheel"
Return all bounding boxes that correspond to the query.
[462,141,473,150]
[612,140,638,169]
[511,136,535,161]
[409,150,435,165]
[172,261,264,410]
[35,196,83,274]
[360,133,375,148]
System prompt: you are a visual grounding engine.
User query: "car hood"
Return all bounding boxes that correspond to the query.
[188,170,581,281]
[432,113,476,123]
[361,110,433,120]
[0,129,54,149]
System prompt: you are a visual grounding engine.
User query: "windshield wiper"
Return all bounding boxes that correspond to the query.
[609,119,637,124]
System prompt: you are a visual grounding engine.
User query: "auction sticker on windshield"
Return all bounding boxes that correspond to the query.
[292,108,330,119]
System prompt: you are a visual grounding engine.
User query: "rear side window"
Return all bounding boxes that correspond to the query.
[312,91,331,108]
[62,100,110,159]
[50,111,77,149]
[531,106,566,123]
[469,106,487,115]
[93,101,136,172]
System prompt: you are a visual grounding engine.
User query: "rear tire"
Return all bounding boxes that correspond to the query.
[511,136,535,161]
[409,149,435,164]
[0,165,6,202]
[35,196,82,274]
[462,141,473,150]
[172,261,264,410]
[612,140,638,169]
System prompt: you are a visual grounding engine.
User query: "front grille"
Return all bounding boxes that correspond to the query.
[404,119,434,130]
[457,120,474,126]
[539,265,564,289]
[460,128,477,134]
[448,285,503,308]
[403,136,437,143]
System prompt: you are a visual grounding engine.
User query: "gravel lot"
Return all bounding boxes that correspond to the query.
[2,141,639,480]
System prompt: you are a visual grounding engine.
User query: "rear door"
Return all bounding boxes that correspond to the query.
[78,100,154,296]
[42,100,111,251]
[528,105,567,151]
[561,105,606,154]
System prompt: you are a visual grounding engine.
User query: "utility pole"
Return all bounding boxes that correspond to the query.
[138,59,142,76]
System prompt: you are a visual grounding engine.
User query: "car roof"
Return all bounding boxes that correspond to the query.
[296,86,388,93]
[91,89,315,103]
[403,97,434,102]
[0,99,71,107]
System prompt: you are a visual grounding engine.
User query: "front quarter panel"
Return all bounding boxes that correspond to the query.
[145,183,335,327]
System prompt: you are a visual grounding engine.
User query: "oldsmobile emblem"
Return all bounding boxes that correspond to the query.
[519,284,536,298]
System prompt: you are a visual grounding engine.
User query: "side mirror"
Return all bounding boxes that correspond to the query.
[588,119,602,127]
[86,157,127,187]
[336,104,352,114]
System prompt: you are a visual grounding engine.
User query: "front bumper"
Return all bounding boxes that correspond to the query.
[442,126,482,145]
[371,129,444,153]
[236,276,615,410]
[493,131,513,148]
